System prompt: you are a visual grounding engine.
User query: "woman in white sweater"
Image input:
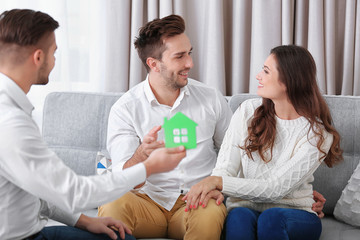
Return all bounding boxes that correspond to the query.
[183,45,342,240]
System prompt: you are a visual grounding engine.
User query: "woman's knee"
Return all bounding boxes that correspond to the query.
[225,208,259,240]
[257,208,322,240]
[258,208,286,224]
[184,200,227,239]
[227,207,259,223]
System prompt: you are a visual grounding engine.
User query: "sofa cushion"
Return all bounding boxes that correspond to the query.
[96,151,112,175]
[320,216,360,240]
[313,96,360,215]
[228,93,258,112]
[333,161,360,227]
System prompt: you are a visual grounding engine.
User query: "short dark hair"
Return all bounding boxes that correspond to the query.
[0,9,59,47]
[134,14,185,71]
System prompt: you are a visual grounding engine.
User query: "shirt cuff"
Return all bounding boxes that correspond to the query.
[41,200,81,226]
[221,176,236,196]
[120,163,147,187]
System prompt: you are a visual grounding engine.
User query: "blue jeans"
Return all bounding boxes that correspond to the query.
[27,226,136,240]
[225,207,322,240]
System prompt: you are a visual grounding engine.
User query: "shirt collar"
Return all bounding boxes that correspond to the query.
[0,72,34,116]
[144,75,157,104]
[143,74,190,106]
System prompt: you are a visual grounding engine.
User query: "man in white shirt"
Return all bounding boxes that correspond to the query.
[98,15,233,239]
[0,9,186,240]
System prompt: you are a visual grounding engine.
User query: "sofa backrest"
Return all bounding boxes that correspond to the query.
[42,92,123,176]
[314,96,360,215]
[42,92,360,215]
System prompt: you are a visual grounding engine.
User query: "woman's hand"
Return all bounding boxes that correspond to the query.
[182,176,223,211]
[200,190,225,208]
[312,190,326,218]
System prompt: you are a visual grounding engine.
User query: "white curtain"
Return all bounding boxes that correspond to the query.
[1,0,359,126]
[297,0,360,95]
[89,0,359,95]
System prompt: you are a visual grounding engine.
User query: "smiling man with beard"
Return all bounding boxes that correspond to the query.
[98,15,233,239]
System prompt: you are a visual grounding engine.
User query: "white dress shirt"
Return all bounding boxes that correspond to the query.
[0,73,147,240]
[107,76,233,210]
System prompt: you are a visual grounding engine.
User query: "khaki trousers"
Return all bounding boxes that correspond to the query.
[98,191,227,240]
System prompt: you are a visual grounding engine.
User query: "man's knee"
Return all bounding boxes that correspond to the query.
[98,192,138,225]
[185,199,227,239]
[99,192,168,238]
[194,199,227,222]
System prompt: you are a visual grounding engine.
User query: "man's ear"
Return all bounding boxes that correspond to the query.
[146,57,160,72]
[32,49,44,67]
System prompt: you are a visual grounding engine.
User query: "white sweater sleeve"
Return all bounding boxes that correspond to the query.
[212,104,248,178]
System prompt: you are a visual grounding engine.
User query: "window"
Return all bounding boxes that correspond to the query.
[173,128,189,143]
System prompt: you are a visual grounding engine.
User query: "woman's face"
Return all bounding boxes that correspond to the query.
[256,54,287,101]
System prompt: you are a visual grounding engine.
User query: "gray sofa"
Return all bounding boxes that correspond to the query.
[42,91,360,239]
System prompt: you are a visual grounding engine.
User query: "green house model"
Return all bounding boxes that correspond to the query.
[163,112,198,149]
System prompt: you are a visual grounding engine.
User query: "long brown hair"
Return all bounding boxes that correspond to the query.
[242,45,342,167]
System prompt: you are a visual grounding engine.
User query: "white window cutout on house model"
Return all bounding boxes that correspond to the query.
[173,128,189,143]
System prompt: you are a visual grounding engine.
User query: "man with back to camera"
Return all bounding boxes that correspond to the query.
[98,14,327,239]
[0,9,186,240]
[98,14,233,239]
